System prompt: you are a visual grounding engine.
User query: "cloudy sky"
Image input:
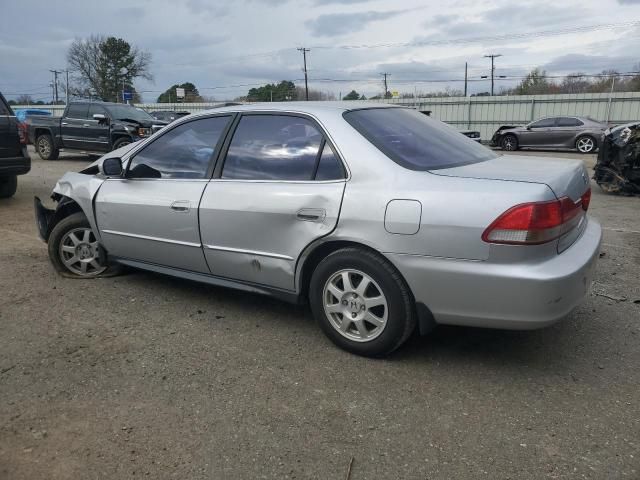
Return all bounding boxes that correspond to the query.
[1,0,639,102]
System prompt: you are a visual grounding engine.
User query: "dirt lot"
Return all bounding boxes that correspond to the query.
[1,147,639,479]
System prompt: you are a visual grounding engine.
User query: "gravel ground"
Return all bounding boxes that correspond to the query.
[1,147,639,479]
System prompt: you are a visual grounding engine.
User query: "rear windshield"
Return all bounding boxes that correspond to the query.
[343,108,496,170]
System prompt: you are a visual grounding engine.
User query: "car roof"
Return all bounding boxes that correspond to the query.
[195,101,400,117]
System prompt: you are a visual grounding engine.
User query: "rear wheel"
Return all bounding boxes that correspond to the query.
[36,134,59,160]
[0,175,17,198]
[48,212,115,278]
[501,134,518,151]
[309,248,416,357]
[576,135,596,154]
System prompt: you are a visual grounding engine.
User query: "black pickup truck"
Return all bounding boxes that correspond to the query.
[28,101,167,160]
[0,91,30,198]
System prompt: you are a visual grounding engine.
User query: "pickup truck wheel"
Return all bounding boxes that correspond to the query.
[36,134,59,160]
[309,248,417,357]
[112,137,132,150]
[48,212,116,278]
[0,175,18,198]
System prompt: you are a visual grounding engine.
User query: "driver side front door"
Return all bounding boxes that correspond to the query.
[94,114,234,273]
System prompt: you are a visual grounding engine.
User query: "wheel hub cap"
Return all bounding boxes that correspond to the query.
[323,269,388,342]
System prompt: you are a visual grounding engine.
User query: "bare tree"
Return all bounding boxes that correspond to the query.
[67,35,152,102]
[15,94,34,105]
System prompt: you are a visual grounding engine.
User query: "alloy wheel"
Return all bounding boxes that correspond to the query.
[502,136,516,151]
[38,138,51,157]
[577,137,595,153]
[322,269,388,342]
[59,227,106,276]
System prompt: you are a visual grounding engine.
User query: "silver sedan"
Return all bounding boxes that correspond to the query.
[35,103,601,356]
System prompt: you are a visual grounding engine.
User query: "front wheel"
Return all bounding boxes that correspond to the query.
[309,248,416,357]
[112,137,132,151]
[48,212,115,278]
[576,135,596,154]
[0,175,17,198]
[501,134,518,151]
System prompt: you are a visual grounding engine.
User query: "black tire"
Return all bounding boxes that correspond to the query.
[48,212,120,278]
[36,134,59,160]
[501,134,518,151]
[0,175,17,198]
[309,247,416,357]
[576,135,597,154]
[112,137,133,151]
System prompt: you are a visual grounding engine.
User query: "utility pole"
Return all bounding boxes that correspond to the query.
[297,47,310,101]
[464,62,468,97]
[483,54,502,96]
[380,73,390,97]
[65,69,70,105]
[49,69,62,103]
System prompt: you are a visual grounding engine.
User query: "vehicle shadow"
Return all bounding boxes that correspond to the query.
[120,268,586,373]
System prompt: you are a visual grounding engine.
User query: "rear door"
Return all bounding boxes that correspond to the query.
[95,115,234,272]
[554,117,583,147]
[199,113,346,291]
[85,104,111,152]
[61,104,90,149]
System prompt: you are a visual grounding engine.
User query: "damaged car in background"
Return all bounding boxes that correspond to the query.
[594,122,640,195]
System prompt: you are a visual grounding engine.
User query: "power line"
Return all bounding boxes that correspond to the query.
[310,21,640,50]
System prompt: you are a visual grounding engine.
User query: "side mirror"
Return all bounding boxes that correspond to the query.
[93,113,109,124]
[101,157,123,177]
[526,125,532,130]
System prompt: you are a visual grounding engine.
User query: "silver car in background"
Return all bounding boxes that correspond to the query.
[35,103,601,356]
[491,116,607,153]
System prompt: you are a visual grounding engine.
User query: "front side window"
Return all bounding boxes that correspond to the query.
[88,104,107,119]
[344,108,496,170]
[127,116,231,179]
[529,118,556,128]
[67,104,88,119]
[222,115,324,180]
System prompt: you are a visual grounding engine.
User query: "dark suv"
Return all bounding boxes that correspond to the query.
[0,92,30,198]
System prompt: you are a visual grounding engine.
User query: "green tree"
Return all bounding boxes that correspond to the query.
[67,35,152,102]
[514,68,553,95]
[343,90,360,100]
[157,82,203,103]
[247,81,296,102]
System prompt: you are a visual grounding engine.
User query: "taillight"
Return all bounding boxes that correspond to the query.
[18,123,27,145]
[482,192,588,245]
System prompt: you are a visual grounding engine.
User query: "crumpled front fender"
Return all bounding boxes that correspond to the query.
[52,173,106,241]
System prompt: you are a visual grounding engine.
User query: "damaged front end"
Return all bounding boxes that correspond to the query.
[593,122,640,195]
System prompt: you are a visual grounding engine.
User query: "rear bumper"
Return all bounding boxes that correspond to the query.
[389,218,602,330]
[0,149,31,176]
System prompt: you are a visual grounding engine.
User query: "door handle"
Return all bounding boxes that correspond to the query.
[170,200,190,213]
[61,122,68,126]
[83,124,90,127]
[296,208,326,222]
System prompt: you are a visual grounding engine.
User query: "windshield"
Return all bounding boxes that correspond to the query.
[343,108,497,170]
[106,105,155,122]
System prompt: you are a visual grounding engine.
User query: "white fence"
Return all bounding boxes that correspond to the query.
[13,92,640,140]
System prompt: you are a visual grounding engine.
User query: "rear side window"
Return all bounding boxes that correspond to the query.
[67,104,89,119]
[557,117,583,127]
[222,115,324,180]
[0,97,10,115]
[128,116,231,179]
[343,108,496,170]
[315,143,344,180]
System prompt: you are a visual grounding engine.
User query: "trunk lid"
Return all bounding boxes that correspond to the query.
[431,154,590,201]
[431,154,592,253]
